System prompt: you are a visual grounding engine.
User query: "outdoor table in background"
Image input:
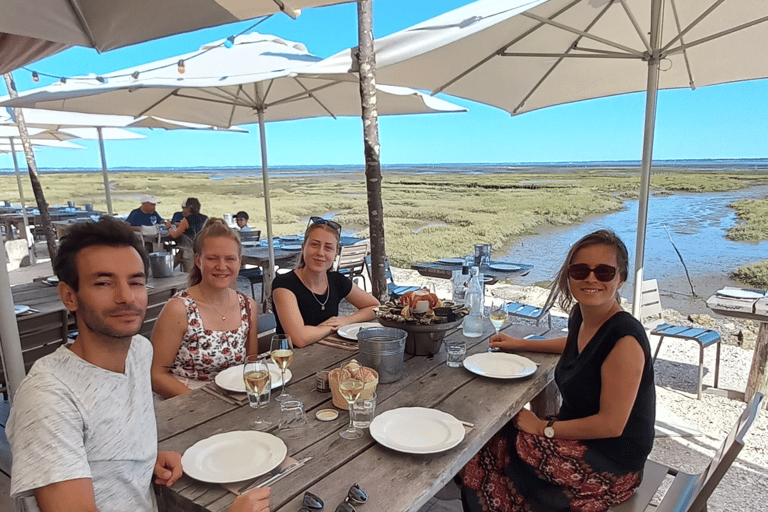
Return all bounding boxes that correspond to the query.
[706,288,768,405]
[153,320,558,512]
[411,259,533,285]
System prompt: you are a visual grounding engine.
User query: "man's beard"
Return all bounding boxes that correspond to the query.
[78,305,146,340]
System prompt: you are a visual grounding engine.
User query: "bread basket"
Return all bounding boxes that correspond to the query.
[328,360,378,410]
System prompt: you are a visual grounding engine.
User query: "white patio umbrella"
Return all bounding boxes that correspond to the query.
[1,32,466,296]
[309,0,768,316]
[0,0,351,73]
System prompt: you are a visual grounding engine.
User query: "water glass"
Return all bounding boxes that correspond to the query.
[445,340,467,368]
[279,399,308,439]
[351,392,377,429]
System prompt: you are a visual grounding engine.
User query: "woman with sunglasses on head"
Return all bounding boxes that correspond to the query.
[461,229,655,512]
[151,218,259,398]
[272,217,379,348]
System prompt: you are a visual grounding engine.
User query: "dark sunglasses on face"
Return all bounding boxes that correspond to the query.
[567,263,618,282]
[299,484,368,512]
[308,216,342,234]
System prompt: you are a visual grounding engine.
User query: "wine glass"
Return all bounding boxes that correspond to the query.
[243,355,272,431]
[338,365,365,440]
[270,334,294,401]
[489,299,508,352]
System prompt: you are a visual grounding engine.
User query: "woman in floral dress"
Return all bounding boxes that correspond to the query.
[461,230,655,512]
[151,219,259,398]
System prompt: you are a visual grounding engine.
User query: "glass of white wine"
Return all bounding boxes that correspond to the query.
[339,365,365,440]
[489,299,508,336]
[243,355,272,431]
[270,334,294,401]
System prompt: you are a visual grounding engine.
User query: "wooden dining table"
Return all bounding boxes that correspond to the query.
[153,319,559,512]
[706,287,768,404]
[411,259,533,285]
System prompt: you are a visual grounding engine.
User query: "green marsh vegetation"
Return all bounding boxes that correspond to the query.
[3,168,768,276]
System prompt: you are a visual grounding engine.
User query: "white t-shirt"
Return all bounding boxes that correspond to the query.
[7,336,158,512]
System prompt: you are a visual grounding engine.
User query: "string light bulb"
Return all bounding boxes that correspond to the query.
[177,60,185,74]
[96,76,105,83]
[131,71,140,80]
[32,71,39,82]
[224,36,235,49]
[60,77,67,84]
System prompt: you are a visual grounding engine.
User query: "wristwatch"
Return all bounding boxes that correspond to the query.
[543,418,556,439]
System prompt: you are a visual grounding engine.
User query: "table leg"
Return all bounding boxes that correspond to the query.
[745,322,768,406]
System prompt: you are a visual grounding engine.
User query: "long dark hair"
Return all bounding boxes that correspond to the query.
[552,229,629,312]
[188,218,242,286]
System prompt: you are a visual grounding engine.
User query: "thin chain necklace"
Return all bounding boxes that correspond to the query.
[299,269,330,311]
[200,289,231,321]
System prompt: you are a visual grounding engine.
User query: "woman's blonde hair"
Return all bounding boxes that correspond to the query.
[295,222,341,269]
[552,229,629,312]
[188,218,242,286]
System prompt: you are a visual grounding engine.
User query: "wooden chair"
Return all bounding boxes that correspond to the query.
[138,225,163,253]
[139,288,176,339]
[640,279,721,399]
[239,230,261,243]
[609,392,764,512]
[505,289,558,331]
[365,255,421,300]
[0,309,72,397]
[336,239,369,289]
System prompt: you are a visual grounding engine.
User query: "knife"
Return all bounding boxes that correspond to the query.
[240,456,312,494]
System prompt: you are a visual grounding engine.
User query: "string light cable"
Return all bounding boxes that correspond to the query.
[21,15,271,85]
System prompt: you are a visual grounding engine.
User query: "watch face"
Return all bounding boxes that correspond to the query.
[544,426,555,438]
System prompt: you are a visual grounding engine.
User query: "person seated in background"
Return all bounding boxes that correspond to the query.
[461,229,655,512]
[271,217,379,348]
[234,210,251,232]
[126,194,163,230]
[165,197,208,271]
[151,218,259,398]
[169,202,185,228]
[6,216,271,512]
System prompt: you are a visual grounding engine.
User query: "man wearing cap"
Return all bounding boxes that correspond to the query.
[126,195,163,231]
[234,211,251,232]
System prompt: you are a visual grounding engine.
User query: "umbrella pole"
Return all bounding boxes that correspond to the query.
[257,99,275,312]
[97,127,114,215]
[631,0,663,319]
[8,137,35,264]
[0,240,26,403]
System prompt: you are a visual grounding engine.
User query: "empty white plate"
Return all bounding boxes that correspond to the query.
[463,352,537,379]
[214,363,291,394]
[337,322,381,340]
[370,407,464,454]
[489,263,521,272]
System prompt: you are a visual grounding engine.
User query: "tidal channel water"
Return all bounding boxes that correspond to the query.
[502,185,768,308]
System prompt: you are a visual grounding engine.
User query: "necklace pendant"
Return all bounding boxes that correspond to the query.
[321,305,325,311]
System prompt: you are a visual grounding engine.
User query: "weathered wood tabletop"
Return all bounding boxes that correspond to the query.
[153,319,558,512]
[706,288,768,404]
[411,260,533,285]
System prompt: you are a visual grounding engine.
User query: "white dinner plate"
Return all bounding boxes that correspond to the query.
[716,288,765,300]
[337,322,381,340]
[43,276,60,286]
[463,352,537,379]
[438,257,464,264]
[370,407,465,454]
[489,263,521,272]
[241,241,259,247]
[214,363,292,394]
[14,305,30,316]
[281,244,302,251]
[181,431,287,483]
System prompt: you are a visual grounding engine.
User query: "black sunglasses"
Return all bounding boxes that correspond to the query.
[299,484,368,512]
[567,263,618,282]
[308,216,342,234]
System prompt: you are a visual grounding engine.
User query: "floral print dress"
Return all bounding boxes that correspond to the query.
[170,290,251,381]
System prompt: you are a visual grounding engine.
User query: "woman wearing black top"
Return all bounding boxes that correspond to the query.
[461,229,655,512]
[271,217,379,347]
[166,197,207,271]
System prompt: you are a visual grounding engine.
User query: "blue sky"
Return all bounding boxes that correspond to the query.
[1,0,767,170]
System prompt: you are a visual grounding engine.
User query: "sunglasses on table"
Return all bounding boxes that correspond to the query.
[308,216,342,234]
[300,484,368,512]
[567,263,618,282]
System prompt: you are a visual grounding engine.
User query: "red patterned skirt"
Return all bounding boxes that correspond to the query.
[462,424,641,512]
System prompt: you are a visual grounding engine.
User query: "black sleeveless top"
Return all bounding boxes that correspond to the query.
[555,308,656,472]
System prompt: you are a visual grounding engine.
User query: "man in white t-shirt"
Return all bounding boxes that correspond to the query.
[7,217,270,512]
